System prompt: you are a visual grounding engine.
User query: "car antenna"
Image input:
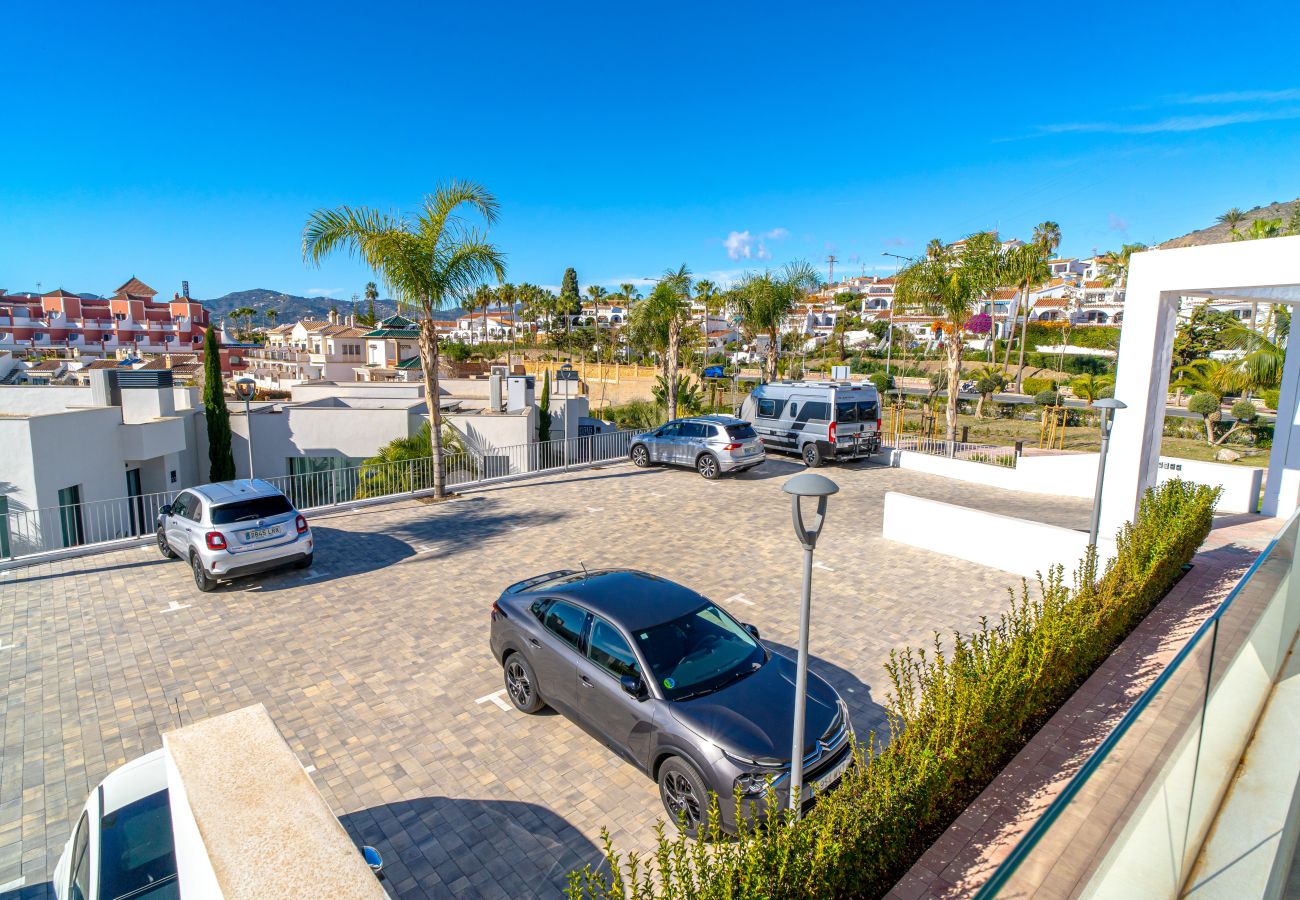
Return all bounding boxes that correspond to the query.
[580,562,589,580]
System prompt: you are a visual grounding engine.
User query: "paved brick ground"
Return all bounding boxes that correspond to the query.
[0,458,1090,899]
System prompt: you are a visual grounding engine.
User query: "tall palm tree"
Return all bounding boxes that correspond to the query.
[627,283,679,412]
[1033,221,1061,256]
[303,180,506,498]
[1003,226,1060,388]
[1097,242,1148,294]
[1217,207,1247,230]
[619,283,640,308]
[737,261,821,383]
[658,265,694,419]
[472,283,496,345]
[897,234,1000,440]
[265,309,278,330]
[694,279,719,365]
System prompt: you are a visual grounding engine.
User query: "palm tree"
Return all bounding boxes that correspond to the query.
[694,279,719,366]
[1233,218,1285,242]
[472,283,496,346]
[619,283,640,307]
[659,265,694,419]
[266,309,278,330]
[970,364,1007,418]
[1097,242,1147,295]
[896,233,1000,440]
[1002,243,1051,387]
[1218,207,1247,230]
[303,180,506,498]
[737,261,821,382]
[230,306,256,339]
[627,282,682,412]
[1033,221,1062,256]
[1069,373,1114,403]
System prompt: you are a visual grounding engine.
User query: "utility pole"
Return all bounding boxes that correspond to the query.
[826,255,837,286]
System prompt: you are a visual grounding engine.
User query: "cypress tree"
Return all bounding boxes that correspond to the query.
[202,327,236,482]
[537,370,552,442]
[560,267,580,326]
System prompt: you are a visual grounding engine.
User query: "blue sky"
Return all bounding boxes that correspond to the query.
[4,0,1300,301]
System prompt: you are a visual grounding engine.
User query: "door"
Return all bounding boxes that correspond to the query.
[529,600,590,715]
[651,422,682,463]
[125,468,144,537]
[676,422,707,465]
[57,485,84,548]
[578,616,656,767]
[165,492,194,553]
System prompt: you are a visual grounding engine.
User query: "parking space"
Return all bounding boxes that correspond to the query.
[0,458,1090,898]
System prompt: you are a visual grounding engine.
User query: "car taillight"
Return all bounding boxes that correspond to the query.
[723,442,742,451]
[295,514,308,534]
[205,531,227,550]
[491,600,506,620]
[828,421,837,443]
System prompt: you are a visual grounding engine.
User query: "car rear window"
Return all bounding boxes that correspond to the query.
[725,423,757,440]
[858,400,879,420]
[209,494,293,524]
[98,789,178,900]
[835,401,858,423]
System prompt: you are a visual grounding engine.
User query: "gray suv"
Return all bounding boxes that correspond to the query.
[629,415,765,479]
[488,569,853,836]
[156,480,314,592]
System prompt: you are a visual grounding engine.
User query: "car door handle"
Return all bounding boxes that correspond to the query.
[580,675,594,688]
[528,638,542,648]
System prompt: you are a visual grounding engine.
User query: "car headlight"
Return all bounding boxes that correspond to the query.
[734,771,775,797]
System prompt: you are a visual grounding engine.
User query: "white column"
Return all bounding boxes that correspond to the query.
[1262,335,1300,517]
[1097,259,1180,538]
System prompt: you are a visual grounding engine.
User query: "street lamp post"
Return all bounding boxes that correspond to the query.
[1088,398,1127,546]
[782,472,840,815]
[234,378,257,478]
[880,252,910,378]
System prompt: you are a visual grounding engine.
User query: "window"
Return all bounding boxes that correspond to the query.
[210,494,293,524]
[658,422,682,438]
[69,812,91,900]
[543,600,589,650]
[634,604,764,701]
[680,422,707,439]
[756,398,778,418]
[858,400,879,421]
[797,401,830,423]
[98,789,178,900]
[835,401,859,423]
[530,597,553,621]
[724,423,757,440]
[588,618,639,679]
[58,485,84,548]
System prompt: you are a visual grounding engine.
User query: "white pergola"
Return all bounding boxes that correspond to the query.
[1101,236,1300,537]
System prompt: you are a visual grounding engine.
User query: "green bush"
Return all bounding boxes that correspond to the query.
[869,372,894,394]
[1021,376,1056,396]
[1034,389,1063,406]
[1230,399,1258,423]
[568,480,1220,900]
[1188,392,1220,418]
[1261,389,1280,411]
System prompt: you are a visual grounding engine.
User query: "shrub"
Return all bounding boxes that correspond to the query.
[1229,399,1258,423]
[568,481,1219,900]
[602,399,663,432]
[1187,392,1220,418]
[1021,376,1056,396]
[1034,389,1062,406]
[1261,389,1280,411]
[869,372,894,394]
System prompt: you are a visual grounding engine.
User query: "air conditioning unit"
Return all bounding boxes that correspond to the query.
[490,365,509,379]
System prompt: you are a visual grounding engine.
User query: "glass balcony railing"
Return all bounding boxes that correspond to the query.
[979,510,1300,898]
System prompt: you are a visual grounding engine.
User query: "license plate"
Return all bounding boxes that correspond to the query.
[244,526,282,542]
[812,753,851,792]
[745,446,761,455]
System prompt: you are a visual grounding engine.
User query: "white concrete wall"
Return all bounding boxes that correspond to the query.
[882,491,1116,579]
[445,410,535,455]
[230,405,424,479]
[290,382,424,402]
[0,385,94,413]
[894,449,1262,513]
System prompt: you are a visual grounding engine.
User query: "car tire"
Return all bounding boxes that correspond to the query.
[157,529,176,560]
[695,454,720,480]
[293,553,314,570]
[503,652,546,713]
[802,443,823,468]
[658,756,711,839]
[630,444,651,468]
[190,553,216,593]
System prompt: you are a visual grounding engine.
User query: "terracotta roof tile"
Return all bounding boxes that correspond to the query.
[111,277,157,298]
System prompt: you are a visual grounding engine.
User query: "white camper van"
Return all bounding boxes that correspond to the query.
[739,380,881,467]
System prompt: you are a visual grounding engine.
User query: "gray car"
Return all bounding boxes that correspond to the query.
[628,415,766,479]
[156,480,314,592]
[488,569,853,836]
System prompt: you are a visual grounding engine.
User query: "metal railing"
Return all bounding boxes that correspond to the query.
[1,430,636,562]
[889,435,1018,468]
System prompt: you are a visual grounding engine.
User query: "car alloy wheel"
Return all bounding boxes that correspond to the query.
[191,555,215,592]
[662,770,703,830]
[696,454,719,479]
[157,530,175,559]
[631,445,650,468]
[802,443,822,468]
[505,659,531,707]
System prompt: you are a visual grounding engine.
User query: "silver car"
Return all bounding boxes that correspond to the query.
[629,415,766,479]
[156,479,314,592]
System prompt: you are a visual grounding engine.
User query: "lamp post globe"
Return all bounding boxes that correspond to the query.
[234,378,258,478]
[781,472,839,815]
[1089,398,1127,547]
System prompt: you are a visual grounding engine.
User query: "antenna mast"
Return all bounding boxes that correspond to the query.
[826,255,837,285]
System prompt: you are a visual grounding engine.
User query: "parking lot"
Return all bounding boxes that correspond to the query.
[0,458,1090,899]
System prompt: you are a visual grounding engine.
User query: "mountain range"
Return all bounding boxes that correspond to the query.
[201,289,400,324]
[1159,198,1300,249]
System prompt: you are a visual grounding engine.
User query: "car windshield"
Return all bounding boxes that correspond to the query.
[725,423,757,440]
[634,604,765,701]
[99,789,179,900]
[209,495,293,524]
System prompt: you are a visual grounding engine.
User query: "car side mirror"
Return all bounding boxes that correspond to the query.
[743,623,761,640]
[362,845,384,879]
[159,504,172,516]
[620,675,646,700]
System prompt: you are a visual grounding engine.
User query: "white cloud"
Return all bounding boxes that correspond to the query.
[1174,87,1300,105]
[1038,107,1300,135]
[723,226,788,261]
[763,227,790,240]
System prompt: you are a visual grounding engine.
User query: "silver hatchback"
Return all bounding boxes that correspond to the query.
[629,415,766,479]
[156,480,314,592]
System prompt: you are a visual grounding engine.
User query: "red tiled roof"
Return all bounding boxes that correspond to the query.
[1033,297,1070,308]
[112,277,157,298]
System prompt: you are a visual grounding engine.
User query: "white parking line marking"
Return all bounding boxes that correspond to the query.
[475,689,512,711]
[586,506,604,513]
[416,545,441,554]
[724,593,755,606]
[814,561,835,572]
[303,764,317,774]
[510,524,528,532]
[0,641,17,652]
[162,600,191,613]
[0,877,25,892]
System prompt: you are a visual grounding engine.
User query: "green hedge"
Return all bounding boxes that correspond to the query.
[567,480,1219,900]
[1021,376,1057,396]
